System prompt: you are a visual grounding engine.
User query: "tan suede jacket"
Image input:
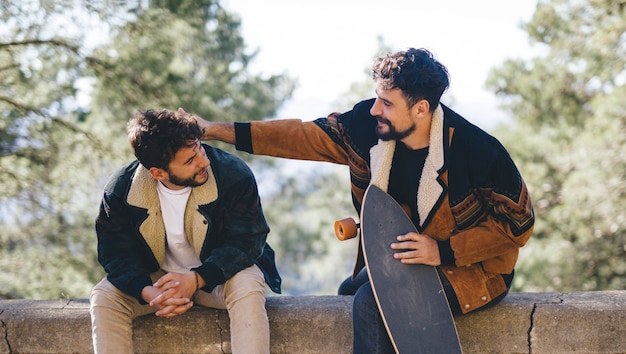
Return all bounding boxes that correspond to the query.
[233,99,534,314]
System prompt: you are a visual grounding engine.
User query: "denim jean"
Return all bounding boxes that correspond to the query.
[339,268,509,354]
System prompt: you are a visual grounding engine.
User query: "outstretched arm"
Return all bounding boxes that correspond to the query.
[200,120,236,144]
[178,108,236,144]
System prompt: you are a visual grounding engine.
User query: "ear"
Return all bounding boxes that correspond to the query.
[149,167,168,181]
[415,99,430,116]
[410,99,430,119]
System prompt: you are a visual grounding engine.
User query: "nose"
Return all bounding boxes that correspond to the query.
[370,99,381,117]
[199,150,210,168]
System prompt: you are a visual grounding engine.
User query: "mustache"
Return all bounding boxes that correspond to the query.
[376,116,391,126]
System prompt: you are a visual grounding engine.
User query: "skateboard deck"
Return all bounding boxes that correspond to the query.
[360,184,462,354]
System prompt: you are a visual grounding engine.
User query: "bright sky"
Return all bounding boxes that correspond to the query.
[223,0,540,129]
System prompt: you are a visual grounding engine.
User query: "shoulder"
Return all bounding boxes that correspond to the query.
[102,160,140,198]
[443,106,524,196]
[352,98,376,115]
[204,144,249,168]
[443,105,510,161]
[338,98,377,127]
[314,98,378,153]
[203,144,255,183]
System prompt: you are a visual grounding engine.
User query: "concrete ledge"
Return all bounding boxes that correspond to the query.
[1,291,625,353]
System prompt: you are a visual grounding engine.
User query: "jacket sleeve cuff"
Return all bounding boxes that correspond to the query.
[234,122,253,153]
[437,239,456,266]
[193,262,227,293]
[127,276,153,305]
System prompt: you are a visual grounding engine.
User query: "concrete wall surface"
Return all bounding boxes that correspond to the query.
[0,291,624,353]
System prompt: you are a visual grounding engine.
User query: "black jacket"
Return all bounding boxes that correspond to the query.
[95,144,281,303]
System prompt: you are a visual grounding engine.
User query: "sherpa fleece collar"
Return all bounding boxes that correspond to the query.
[369,104,446,228]
[125,164,218,264]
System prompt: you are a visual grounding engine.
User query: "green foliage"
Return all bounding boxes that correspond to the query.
[0,1,293,299]
[0,1,108,299]
[487,0,626,291]
[2,0,624,300]
[88,2,294,159]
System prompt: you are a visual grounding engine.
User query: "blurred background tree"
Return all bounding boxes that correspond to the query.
[0,1,109,298]
[486,0,626,291]
[0,0,624,299]
[0,0,294,298]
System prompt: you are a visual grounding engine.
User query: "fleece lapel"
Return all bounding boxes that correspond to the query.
[369,139,395,192]
[368,105,446,229]
[126,163,219,264]
[126,166,167,264]
[417,105,446,228]
[184,165,218,256]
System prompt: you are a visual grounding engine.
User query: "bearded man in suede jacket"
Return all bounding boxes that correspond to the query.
[90,109,281,354]
[195,48,534,353]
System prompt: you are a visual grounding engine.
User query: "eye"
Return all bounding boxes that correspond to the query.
[184,154,196,165]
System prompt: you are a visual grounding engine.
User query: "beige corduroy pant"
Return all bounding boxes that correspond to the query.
[90,265,269,354]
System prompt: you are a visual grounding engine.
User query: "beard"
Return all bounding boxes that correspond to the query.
[167,168,209,188]
[375,117,416,141]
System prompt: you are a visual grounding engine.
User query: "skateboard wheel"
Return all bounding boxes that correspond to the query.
[334,217,358,241]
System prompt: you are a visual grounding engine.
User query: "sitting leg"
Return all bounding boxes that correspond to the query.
[195,265,269,354]
[337,268,369,295]
[352,280,395,354]
[89,277,157,354]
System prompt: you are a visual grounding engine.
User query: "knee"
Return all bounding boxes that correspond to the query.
[338,269,368,295]
[352,283,377,317]
[223,266,267,306]
[89,278,133,315]
[338,277,356,295]
[90,278,114,307]
[224,285,267,317]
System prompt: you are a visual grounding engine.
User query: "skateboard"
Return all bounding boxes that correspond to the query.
[345,184,462,354]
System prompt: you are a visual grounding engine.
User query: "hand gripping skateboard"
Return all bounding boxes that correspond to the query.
[357,184,462,354]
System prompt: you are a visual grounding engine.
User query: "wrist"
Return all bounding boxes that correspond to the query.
[140,285,156,304]
[193,271,200,291]
[437,239,455,266]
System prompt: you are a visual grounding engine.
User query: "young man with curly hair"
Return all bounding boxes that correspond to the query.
[90,109,281,354]
[196,48,534,353]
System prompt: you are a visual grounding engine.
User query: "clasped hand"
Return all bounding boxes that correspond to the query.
[390,232,441,266]
[142,271,198,318]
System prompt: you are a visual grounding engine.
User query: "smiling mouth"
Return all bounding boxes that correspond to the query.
[197,168,208,179]
[376,117,391,126]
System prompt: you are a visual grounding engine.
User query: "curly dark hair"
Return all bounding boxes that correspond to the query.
[372,48,450,112]
[127,109,204,170]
